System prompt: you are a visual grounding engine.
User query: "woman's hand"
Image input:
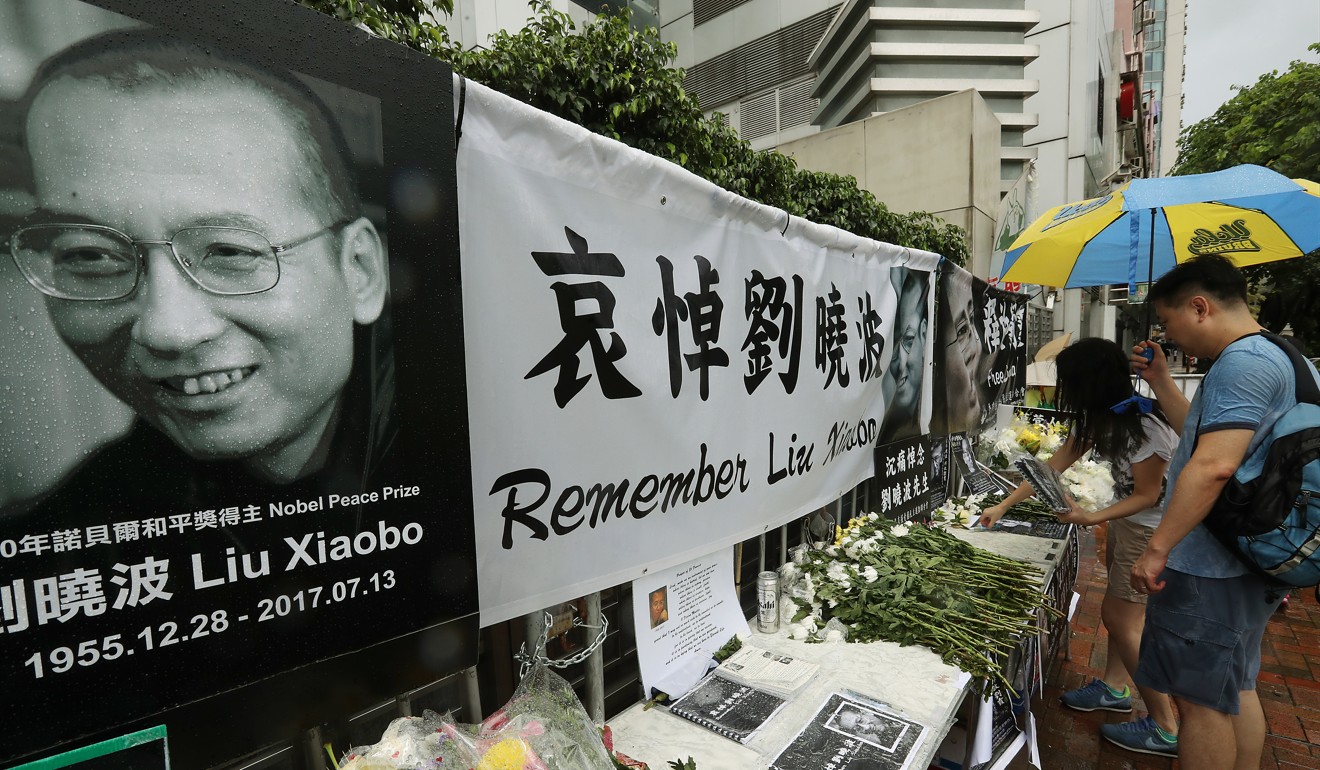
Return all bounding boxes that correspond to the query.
[1056,493,1098,527]
[978,503,1007,528]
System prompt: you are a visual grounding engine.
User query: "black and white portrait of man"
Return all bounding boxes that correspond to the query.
[0,2,474,762]
[3,22,395,521]
[878,267,930,443]
[932,263,984,435]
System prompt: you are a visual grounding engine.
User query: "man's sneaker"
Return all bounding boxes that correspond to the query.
[1100,716,1179,757]
[1060,678,1132,712]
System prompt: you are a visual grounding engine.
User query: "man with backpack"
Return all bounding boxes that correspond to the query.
[1129,254,1318,770]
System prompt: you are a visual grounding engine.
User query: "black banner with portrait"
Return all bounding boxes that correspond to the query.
[931,262,1028,438]
[0,0,475,765]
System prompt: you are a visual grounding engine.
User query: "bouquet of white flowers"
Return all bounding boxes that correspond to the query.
[981,414,1070,469]
[930,493,994,529]
[1061,458,1116,512]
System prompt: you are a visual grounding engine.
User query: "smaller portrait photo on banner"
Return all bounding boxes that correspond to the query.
[878,267,933,445]
[931,262,1027,436]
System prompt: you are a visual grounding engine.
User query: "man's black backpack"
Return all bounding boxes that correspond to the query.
[1203,332,1320,588]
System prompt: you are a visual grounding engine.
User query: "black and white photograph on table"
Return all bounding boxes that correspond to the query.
[951,432,998,495]
[769,692,929,770]
[0,0,475,765]
[666,672,787,744]
[927,434,950,510]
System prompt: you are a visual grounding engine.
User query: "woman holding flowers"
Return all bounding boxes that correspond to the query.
[979,337,1181,758]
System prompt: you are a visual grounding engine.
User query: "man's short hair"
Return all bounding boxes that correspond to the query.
[1147,254,1248,308]
[19,27,361,223]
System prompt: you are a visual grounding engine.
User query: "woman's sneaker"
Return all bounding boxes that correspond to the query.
[1100,716,1179,757]
[1060,678,1132,712]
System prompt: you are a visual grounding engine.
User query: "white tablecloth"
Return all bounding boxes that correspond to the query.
[608,627,971,769]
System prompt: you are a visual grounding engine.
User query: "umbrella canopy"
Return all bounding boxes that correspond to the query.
[1001,165,1320,289]
[1033,332,1072,363]
[1026,360,1056,387]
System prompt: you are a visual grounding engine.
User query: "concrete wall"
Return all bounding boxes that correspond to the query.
[776,89,1002,274]
[1159,0,1187,176]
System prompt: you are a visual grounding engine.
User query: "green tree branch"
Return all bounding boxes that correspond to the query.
[296,0,969,263]
[1172,42,1320,352]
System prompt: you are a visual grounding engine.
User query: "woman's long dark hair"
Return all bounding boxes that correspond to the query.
[1054,338,1166,460]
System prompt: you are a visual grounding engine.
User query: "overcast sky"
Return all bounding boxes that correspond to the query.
[1180,0,1320,127]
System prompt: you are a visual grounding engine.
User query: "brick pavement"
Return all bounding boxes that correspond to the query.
[1012,525,1320,770]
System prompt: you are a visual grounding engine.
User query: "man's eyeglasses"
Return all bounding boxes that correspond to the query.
[9,220,350,301]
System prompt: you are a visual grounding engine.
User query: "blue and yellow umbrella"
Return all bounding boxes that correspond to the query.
[1001,165,1320,289]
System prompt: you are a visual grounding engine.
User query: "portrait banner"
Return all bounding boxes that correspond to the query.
[0,0,475,765]
[457,78,941,625]
[932,262,1028,438]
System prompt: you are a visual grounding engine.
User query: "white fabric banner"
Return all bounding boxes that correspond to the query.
[987,160,1037,288]
[457,78,941,625]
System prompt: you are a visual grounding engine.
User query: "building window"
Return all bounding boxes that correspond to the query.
[1097,66,1105,141]
[685,7,839,107]
[694,0,755,26]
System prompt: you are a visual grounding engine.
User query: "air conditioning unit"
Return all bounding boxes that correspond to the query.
[1142,9,1157,26]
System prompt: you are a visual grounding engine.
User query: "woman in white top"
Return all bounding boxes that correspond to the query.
[981,337,1180,757]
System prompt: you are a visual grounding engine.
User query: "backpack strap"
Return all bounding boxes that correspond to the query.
[1256,332,1320,406]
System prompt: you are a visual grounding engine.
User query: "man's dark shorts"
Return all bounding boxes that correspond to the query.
[1135,568,1284,714]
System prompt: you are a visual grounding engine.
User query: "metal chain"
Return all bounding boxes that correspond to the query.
[515,611,610,680]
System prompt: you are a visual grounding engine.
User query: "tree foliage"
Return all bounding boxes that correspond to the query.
[297,0,454,53]
[1172,43,1320,351]
[297,0,969,263]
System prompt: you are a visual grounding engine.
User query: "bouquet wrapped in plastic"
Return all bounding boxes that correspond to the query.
[339,712,471,769]
[339,665,624,770]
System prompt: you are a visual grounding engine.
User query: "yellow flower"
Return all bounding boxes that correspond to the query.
[833,525,844,546]
[1016,426,1042,454]
[478,738,528,770]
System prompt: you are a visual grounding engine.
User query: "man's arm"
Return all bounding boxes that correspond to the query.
[1130,428,1253,593]
[1132,342,1189,432]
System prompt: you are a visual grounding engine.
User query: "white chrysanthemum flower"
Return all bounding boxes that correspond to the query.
[892,523,911,538]
[788,623,810,640]
[867,512,879,521]
[823,629,845,643]
[1062,459,1116,511]
[861,565,879,583]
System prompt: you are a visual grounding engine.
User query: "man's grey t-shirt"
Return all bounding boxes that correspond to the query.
[1165,334,1319,577]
